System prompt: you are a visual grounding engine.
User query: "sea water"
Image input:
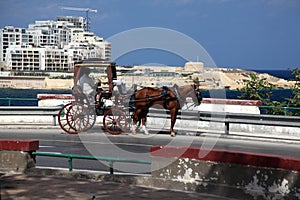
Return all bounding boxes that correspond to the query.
[0,88,72,106]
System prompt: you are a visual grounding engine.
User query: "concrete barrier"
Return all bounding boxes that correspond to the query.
[0,106,61,126]
[198,98,262,114]
[0,140,39,173]
[150,146,300,200]
[37,94,74,107]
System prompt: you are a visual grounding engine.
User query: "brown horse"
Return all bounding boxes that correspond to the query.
[130,86,180,137]
[172,84,202,108]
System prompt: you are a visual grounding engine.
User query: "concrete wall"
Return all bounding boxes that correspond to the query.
[0,77,73,89]
[37,94,74,107]
[0,140,39,173]
[0,76,45,88]
[0,150,36,173]
[45,78,73,89]
[198,98,262,114]
[151,146,300,200]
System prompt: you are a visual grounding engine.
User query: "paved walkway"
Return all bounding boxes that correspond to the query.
[1,173,235,200]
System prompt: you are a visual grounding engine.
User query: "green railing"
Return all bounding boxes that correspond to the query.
[32,151,151,174]
[259,105,300,116]
[0,97,38,106]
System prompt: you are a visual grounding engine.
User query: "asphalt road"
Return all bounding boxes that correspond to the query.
[1,127,300,174]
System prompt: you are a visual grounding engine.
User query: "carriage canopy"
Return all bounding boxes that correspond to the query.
[73,58,117,93]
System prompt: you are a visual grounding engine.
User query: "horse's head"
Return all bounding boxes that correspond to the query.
[173,84,202,106]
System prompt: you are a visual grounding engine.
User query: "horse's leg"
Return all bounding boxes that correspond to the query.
[140,109,149,135]
[170,107,178,137]
[132,108,142,134]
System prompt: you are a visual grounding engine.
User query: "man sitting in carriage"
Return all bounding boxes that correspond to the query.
[78,67,95,104]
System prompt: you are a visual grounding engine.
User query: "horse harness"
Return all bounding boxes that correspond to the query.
[132,86,177,109]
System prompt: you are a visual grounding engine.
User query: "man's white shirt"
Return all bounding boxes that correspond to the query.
[79,74,94,98]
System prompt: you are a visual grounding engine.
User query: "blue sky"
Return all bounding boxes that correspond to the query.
[0,0,299,70]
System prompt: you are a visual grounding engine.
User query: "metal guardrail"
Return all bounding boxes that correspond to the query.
[0,97,38,106]
[0,106,62,126]
[148,108,300,135]
[32,151,151,174]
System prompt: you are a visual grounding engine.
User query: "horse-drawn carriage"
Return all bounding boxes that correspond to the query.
[58,58,202,136]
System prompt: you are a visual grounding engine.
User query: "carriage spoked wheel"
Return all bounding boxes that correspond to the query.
[86,107,97,132]
[58,102,90,134]
[75,95,97,132]
[103,108,127,135]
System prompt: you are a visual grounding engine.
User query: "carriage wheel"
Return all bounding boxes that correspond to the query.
[85,107,97,131]
[66,102,90,133]
[58,102,90,134]
[76,94,96,131]
[103,108,127,135]
[58,103,77,134]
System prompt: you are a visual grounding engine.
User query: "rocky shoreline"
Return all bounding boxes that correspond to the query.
[205,68,294,90]
[0,68,294,90]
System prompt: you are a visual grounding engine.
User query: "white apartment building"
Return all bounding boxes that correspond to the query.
[0,26,30,64]
[56,16,85,29]
[5,46,42,71]
[5,44,107,71]
[0,16,111,72]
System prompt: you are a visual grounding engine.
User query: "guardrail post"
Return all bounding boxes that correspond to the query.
[7,98,11,106]
[53,115,57,126]
[225,121,229,135]
[67,156,73,172]
[109,161,114,174]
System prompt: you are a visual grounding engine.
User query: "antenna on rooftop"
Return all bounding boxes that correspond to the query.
[61,6,98,32]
